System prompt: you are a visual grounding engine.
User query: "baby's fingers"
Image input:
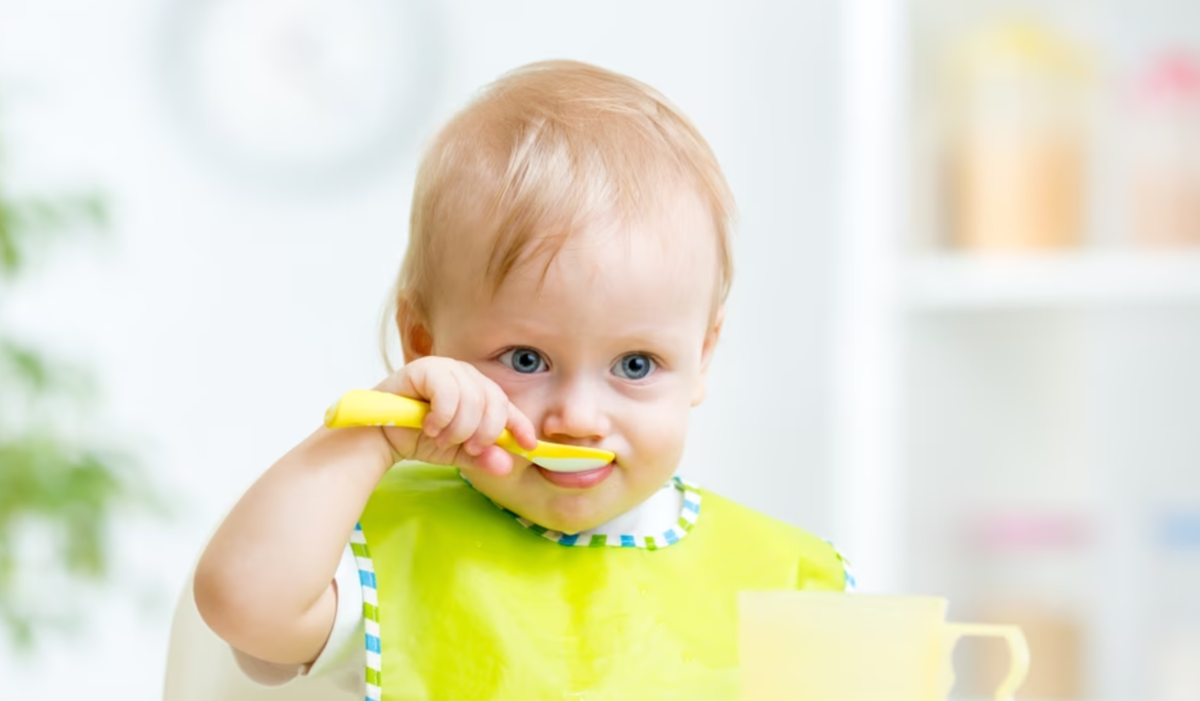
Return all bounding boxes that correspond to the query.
[435,366,485,448]
[416,375,459,439]
[464,382,511,457]
[505,401,538,452]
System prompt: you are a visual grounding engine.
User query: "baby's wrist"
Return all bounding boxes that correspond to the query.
[305,424,398,481]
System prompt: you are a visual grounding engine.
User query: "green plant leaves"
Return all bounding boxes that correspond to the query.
[0,191,108,280]
[0,119,148,649]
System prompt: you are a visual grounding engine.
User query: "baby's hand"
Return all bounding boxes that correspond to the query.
[371,357,538,475]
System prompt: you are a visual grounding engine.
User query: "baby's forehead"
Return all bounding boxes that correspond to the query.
[433,217,714,318]
[437,240,718,350]
[454,185,717,290]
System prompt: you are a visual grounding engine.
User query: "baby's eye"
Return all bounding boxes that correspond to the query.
[498,347,548,374]
[612,353,656,380]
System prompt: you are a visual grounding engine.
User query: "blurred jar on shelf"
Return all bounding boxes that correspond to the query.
[944,19,1092,251]
[1128,53,1200,248]
[1147,510,1200,701]
[961,510,1093,700]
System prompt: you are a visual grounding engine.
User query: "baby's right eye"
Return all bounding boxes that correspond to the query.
[498,347,548,374]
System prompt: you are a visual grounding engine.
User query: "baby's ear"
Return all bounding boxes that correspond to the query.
[397,298,434,363]
[692,306,725,407]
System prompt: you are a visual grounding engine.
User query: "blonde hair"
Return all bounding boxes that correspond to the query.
[383,60,735,367]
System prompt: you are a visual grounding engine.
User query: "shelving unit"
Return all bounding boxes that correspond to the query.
[834,2,1200,700]
[904,252,1200,310]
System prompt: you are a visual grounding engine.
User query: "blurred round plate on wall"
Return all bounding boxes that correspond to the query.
[159,0,443,193]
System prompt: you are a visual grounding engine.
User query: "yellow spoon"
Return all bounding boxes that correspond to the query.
[324,389,614,473]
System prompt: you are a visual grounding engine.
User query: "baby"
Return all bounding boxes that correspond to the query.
[194,60,849,700]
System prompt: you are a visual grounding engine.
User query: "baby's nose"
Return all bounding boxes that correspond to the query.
[541,384,611,441]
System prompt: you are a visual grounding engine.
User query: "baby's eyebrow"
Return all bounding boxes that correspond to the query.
[478,315,693,352]
[605,334,689,355]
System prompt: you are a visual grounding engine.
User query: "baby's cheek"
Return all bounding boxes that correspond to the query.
[623,403,690,470]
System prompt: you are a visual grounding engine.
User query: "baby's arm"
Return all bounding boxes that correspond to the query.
[193,357,537,667]
[194,424,390,666]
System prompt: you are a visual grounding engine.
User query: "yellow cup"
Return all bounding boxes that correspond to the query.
[738,592,1029,701]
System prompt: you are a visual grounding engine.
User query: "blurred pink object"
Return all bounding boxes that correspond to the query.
[1136,51,1200,105]
[1129,51,1200,248]
[973,510,1092,550]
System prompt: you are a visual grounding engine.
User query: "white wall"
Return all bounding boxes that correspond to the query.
[0,1,843,697]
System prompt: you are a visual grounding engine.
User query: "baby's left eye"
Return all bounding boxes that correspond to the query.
[612,353,656,380]
[498,347,548,374]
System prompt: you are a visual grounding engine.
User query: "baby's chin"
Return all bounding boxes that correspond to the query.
[473,464,671,534]
[515,498,621,535]
[496,486,640,535]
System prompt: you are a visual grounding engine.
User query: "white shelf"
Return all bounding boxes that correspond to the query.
[904,251,1200,311]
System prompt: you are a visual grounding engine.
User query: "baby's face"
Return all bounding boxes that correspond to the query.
[421,191,721,534]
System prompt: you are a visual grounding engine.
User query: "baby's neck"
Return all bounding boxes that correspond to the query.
[572,479,682,538]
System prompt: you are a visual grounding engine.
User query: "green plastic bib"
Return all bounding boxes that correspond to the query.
[358,463,845,700]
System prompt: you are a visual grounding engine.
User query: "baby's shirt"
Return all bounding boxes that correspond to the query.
[230,478,686,694]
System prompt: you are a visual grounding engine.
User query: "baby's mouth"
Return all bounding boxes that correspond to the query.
[535,461,615,490]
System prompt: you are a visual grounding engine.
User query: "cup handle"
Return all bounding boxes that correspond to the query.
[944,623,1030,701]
